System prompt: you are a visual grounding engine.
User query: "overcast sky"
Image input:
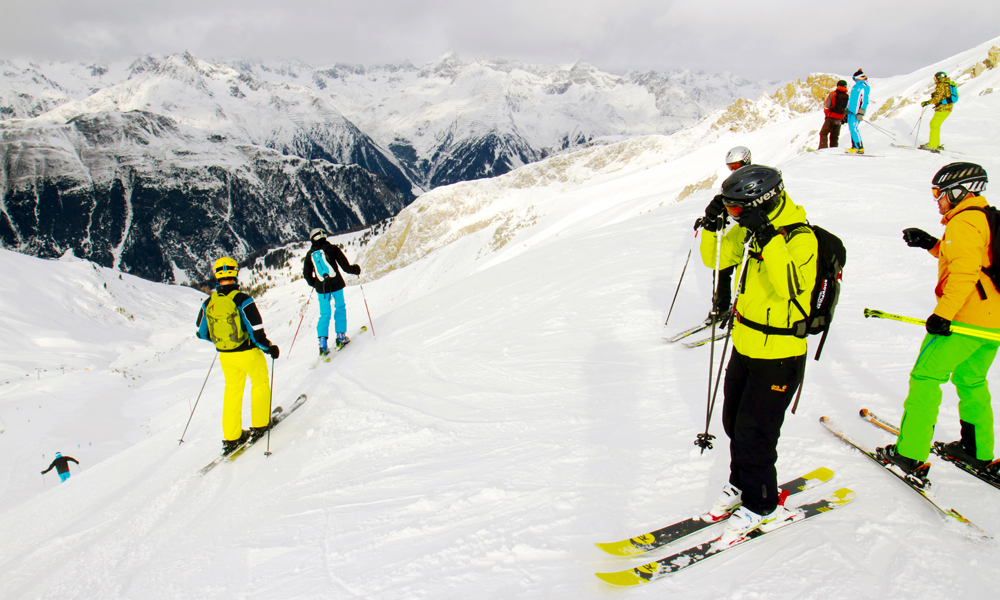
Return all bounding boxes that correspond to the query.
[2,1,998,81]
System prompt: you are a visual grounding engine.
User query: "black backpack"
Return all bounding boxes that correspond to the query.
[833,90,849,114]
[957,205,1000,293]
[782,223,847,360]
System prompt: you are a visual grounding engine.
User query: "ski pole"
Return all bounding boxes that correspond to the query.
[42,472,46,489]
[863,120,898,141]
[664,224,700,327]
[178,353,218,445]
[695,213,727,453]
[288,289,314,355]
[265,356,275,457]
[359,283,376,339]
[910,106,927,145]
[864,308,1000,342]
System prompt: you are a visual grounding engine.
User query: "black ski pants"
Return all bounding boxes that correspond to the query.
[722,348,806,515]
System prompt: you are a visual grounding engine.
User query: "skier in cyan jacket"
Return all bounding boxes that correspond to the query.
[303,229,362,354]
[41,452,79,482]
[846,69,869,154]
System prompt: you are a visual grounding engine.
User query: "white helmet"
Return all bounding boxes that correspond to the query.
[309,228,327,241]
[725,146,752,170]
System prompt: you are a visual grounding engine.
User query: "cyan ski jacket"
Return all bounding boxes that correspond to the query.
[848,80,869,115]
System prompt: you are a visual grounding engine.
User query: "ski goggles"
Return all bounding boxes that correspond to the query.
[932,187,943,199]
[727,162,744,171]
[721,197,744,217]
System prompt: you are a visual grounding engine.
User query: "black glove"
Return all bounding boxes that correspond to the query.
[902,228,938,250]
[348,264,361,276]
[693,217,704,231]
[926,314,951,336]
[739,209,777,246]
[267,345,280,359]
[703,195,727,232]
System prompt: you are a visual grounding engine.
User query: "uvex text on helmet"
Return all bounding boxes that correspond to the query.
[213,256,239,279]
[725,146,752,167]
[932,162,988,194]
[310,228,327,241]
[721,165,785,210]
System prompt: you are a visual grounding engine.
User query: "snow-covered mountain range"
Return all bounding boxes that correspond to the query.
[2,37,1000,599]
[0,53,777,283]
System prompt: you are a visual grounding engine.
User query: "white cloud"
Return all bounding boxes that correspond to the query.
[2,1,999,80]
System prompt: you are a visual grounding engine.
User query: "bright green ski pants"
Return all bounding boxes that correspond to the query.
[928,110,951,149]
[897,327,999,462]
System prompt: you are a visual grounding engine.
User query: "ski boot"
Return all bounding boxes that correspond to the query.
[335,333,351,350]
[248,414,280,443]
[318,337,330,356]
[707,482,742,521]
[717,490,793,548]
[919,144,941,153]
[876,444,931,487]
[222,430,249,455]
[937,440,990,470]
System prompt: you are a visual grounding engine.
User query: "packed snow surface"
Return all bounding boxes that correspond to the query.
[2,38,1000,599]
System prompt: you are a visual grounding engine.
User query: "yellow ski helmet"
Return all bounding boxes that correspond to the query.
[213,256,239,279]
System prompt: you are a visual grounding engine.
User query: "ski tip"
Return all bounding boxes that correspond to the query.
[595,568,650,587]
[804,466,835,483]
[594,540,645,556]
[827,488,857,506]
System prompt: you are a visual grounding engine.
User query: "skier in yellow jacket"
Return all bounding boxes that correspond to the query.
[698,166,818,545]
[877,163,999,477]
[196,257,280,454]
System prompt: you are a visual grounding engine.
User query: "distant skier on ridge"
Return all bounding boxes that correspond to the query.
[41,452,79,482]
[818,80,849,149]
[876,163,999,478]
[303,229,362,355]
[196,256,280,455]
[846,69,869,155]
[920,71,958,152]
[699,165,818,546]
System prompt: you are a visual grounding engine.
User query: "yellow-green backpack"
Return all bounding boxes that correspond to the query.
[204,290,249,350]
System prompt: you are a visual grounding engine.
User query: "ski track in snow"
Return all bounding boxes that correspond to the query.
[3,38,1000,599]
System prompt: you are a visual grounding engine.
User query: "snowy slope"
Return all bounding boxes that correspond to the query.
[2,39,1000,599]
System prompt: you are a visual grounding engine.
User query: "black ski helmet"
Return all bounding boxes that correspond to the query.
[721,165,784,215]
[934,71,948,81]
[932,162,988,204]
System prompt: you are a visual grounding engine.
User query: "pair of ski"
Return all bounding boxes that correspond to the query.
[309,325,367,369]
[820,411,991,539]
[197,393,308,476]
[664,320,729,348]
[890,143,965,155]
[858,408,1000,491]
[594,467,854,586]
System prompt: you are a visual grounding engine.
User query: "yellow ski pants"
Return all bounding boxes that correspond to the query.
[218,349,272,441]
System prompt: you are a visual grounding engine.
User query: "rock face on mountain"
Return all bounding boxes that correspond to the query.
[0,111,409,283]
[0,53,778,281]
